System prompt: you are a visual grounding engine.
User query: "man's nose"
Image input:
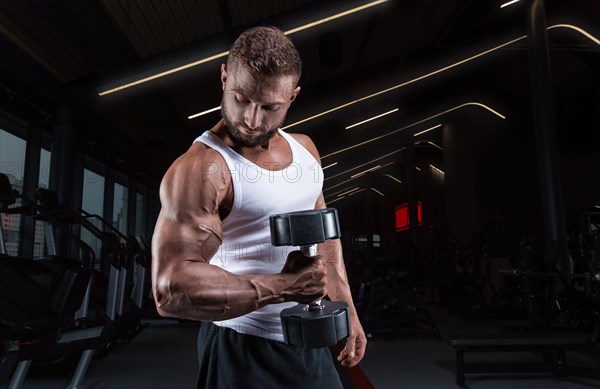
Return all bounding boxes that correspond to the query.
[244,105,262,130]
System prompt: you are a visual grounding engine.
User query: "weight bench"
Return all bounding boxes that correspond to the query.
[446,332,590,386]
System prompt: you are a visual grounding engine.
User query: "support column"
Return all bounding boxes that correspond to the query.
[527,0,569,274]
[19,122,42,258]
[127,178,138,237]
[404,134,419,275]
[103,169,115,233]
[48,107,77,256]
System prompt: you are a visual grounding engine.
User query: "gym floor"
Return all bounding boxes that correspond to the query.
[18,306,600,389]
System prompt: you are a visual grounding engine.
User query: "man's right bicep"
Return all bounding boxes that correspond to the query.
[155,152,227,265]
[154,212,223,265]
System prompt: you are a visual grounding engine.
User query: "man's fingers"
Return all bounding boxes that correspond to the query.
[345,335,356,358]
[337,336,356,363]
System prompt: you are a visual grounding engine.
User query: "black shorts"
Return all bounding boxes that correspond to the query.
[197,322,343,389]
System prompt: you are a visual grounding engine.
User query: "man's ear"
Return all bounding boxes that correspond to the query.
[220,63,227,90]
[289,86,301,104]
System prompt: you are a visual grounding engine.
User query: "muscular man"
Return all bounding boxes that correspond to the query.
[152,26,366,388]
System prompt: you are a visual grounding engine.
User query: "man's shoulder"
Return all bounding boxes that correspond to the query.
[163,141,230,185]
[287,132,312,144]
[286,132,320,162]
[174,141,221,165]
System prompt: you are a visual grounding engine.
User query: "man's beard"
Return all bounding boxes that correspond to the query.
[221,105,283,147]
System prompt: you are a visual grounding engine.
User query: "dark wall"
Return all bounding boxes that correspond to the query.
[556,83,600,227]
[443,116,478,245]
[443,108,543,260]
[336,87,600,280]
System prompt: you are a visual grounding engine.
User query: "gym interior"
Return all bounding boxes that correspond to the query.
[1,0,599,388]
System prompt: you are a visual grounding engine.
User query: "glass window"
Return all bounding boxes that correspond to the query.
[33,148,51,257]
[81,168,105,261]
[113,182,128,236]
[38,148,51,189]
[373,234,381,248]
[135,191,147,238]
[354,234,368,250]
[0,129,27,256]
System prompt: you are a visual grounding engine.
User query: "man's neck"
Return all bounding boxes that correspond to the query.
[210,120,291,170]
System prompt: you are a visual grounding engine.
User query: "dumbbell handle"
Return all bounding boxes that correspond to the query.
[300,244,324,311]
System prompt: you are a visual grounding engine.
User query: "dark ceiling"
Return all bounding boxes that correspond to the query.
[0,0,599,198]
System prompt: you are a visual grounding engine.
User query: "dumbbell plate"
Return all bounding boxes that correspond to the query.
[281,300,350,348]
[270,208,341,247]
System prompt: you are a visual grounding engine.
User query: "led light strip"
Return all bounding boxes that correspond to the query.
[325,187,374,204]
[278,24,599,130]
[324,162,395,193]
[188,106,221,119]
[318,25,600,161]
[280,38,521,130]
[99,51,230,96]
[99,0,388,96]
[284,0,388,35]
[329,187,367,202]
[348,188,366,196]
[383,174,402,184]
[346,108,399,129]
[327,185,365,198]
[327,196,346,204]
[548,24,600,45]
[500,0,520,8]
[426,141,443,150]
[415,140,444,150]
[351,164,382,179]
[324,148,404,182]
[370,187,385,197]
[414,124,442,137]
[430,164,445,175]
[324,177,360,193]
[337,187,363,197]
[321,102,505,160]
[325,186,365,202]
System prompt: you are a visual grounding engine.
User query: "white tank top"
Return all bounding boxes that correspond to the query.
[194,129,323,342]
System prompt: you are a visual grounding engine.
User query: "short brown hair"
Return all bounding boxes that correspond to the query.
[227,26,302,84]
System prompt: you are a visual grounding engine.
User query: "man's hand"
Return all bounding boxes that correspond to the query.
[337,314,367,367]
[280,250,327,304]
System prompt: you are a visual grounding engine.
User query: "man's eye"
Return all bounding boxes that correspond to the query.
[235,95,249,104]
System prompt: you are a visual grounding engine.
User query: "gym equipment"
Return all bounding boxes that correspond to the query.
[0,180,119,389]
[500,231,600,334]
[78,208,150,338]
[270,208,351,348]
[359,272,440,339]
[427,215,503,320]
[447,332,590,386]
[446,218,600,387]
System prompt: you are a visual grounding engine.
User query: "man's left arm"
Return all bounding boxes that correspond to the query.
[291,132,367,367]
[316,195,367,368]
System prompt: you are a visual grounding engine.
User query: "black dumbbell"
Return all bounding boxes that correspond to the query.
[270,208,351,348]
